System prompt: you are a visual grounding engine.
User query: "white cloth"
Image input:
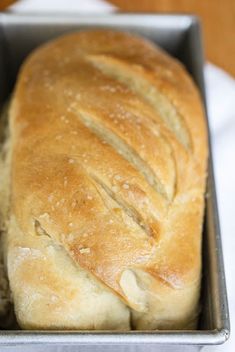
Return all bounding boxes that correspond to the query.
[7,0,116,13]
[5,1,235,351]
[203,64,235,352]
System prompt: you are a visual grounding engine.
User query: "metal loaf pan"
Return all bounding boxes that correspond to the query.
[0,13,230,351]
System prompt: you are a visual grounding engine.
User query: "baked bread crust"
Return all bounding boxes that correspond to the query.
[5,30,208,329]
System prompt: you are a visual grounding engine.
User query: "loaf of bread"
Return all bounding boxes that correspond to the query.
[1,30,208,330]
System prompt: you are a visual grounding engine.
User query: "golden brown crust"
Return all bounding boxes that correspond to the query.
[5,30,208,329]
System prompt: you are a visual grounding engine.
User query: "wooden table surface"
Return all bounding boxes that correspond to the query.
[110,0,235,77]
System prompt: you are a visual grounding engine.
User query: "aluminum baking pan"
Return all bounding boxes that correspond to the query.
[0,13,230,351]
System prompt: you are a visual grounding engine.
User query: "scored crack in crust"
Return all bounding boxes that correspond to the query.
[3,30,208,330]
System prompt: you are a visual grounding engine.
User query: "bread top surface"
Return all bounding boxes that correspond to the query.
[8,30,208,322]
